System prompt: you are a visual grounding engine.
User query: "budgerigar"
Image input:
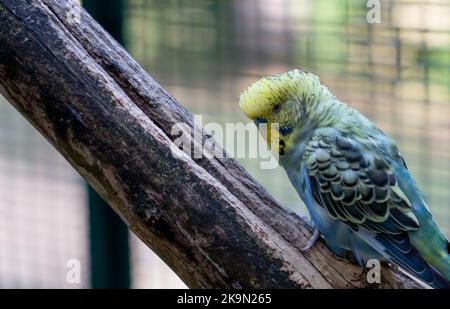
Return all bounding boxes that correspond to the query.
[239,69,450,288]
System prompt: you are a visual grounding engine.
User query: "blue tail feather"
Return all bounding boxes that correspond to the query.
[376,233,450,289]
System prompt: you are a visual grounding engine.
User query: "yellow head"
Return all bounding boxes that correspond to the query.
[239,69,333,156]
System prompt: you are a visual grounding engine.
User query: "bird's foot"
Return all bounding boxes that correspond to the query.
[298,214,314,229]
[300,226,320,252]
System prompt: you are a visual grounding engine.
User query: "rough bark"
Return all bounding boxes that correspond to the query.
[0,0,421,288]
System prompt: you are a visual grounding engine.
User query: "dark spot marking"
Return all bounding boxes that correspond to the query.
[342,189,357,205]
[360,186,375,203]
[345,150,361,162]
[254,117,267,126]
[388,174,396,186]
[375,187,389,202]
[336,136,352,150]
[336,161,350,171]
[374,158,388,170]
[330,148,342,157]
[322,166,339,181]
[368,169,389,187]
[279,126,293,136]
[320,182,330,192]
[279,140,286,156]
[371,202,388,217]
[347,206,365,222]
[331,183,344,200]
[318,161,332,171]
[360,157,369,168]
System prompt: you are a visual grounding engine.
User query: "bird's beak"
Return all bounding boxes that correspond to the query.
[255,121,280,155]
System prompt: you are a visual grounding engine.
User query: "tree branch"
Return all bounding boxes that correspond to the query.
[0,0,420,288]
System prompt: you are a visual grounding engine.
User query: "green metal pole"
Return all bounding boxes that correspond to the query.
[83,0,130,289]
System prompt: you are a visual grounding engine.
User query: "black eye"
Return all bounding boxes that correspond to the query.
[272,104,281,113]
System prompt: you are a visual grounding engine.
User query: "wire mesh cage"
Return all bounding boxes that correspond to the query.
[0,0,448,288]
[0,102,90,288]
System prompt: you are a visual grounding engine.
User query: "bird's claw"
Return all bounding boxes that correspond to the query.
[300,226,320,252]
[299,214,314,229]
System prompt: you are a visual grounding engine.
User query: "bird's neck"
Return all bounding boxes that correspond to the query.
[308,99,378,137]
[282,99,379,166]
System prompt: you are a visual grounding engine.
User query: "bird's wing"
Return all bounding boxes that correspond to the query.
[303,132,450,288]
[303,133,419,234]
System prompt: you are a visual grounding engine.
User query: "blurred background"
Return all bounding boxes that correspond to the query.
[0,0,448,288]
